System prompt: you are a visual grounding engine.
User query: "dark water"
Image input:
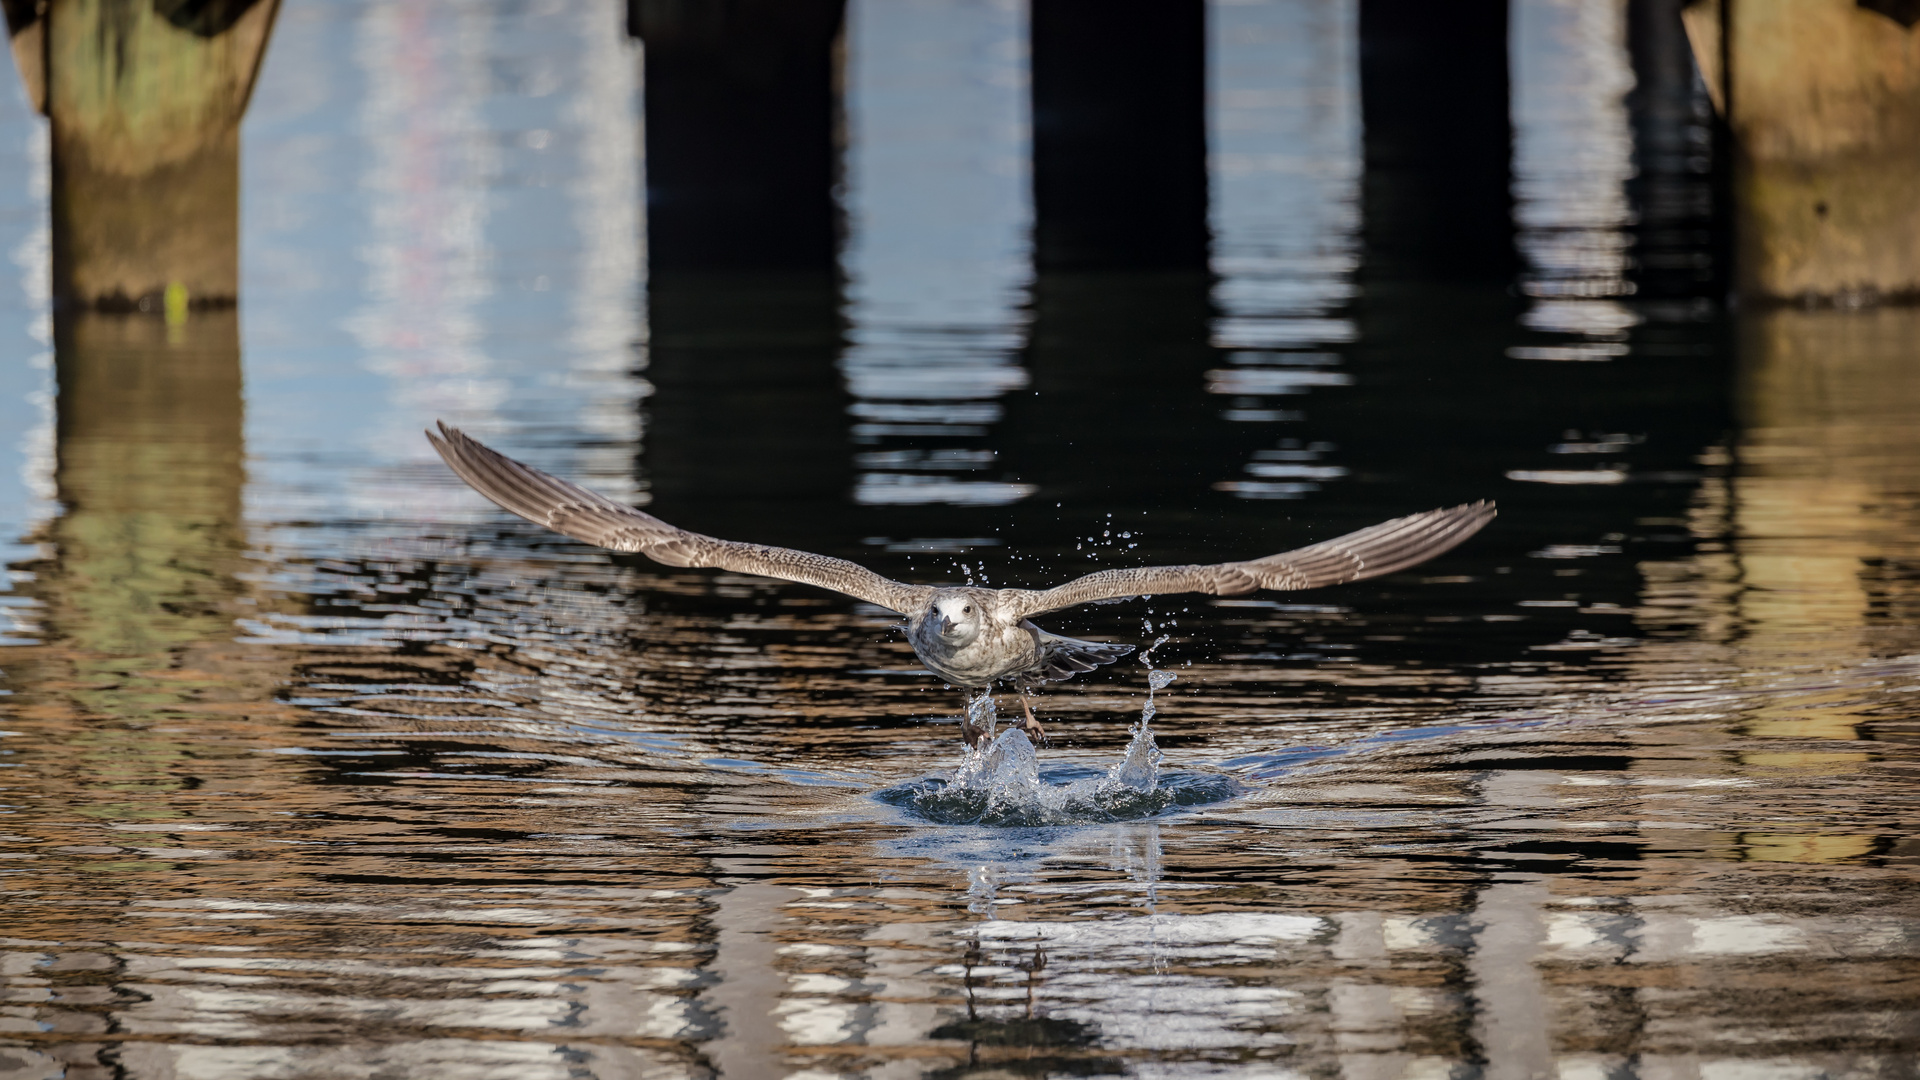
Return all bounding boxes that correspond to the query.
[3,2,1919,1078]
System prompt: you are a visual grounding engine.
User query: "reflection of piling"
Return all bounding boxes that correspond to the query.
[1007,272,1223,503]
[1630,306,1920,700]
[1683,0,1920,304]
[630,1,852,534]
[643,273,851,533]
[10,0,279,309]
[3,311,262,817]
[629,0,845,272]
[1733,307,1920,657]
[47,311,246,660]
[1358,0,1516,283]
[1030,0,1207,270]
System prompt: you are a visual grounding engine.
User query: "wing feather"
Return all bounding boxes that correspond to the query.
[426,423,932,614]
[1001,501,1495,619]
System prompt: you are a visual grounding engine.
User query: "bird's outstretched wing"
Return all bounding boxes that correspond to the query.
[426,423,934,614]
[1000,501,1495,620]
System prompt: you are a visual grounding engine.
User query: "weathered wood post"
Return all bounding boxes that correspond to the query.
[3,0,278,310]
[1683,0,1920,304]
[1029,0,1208,271]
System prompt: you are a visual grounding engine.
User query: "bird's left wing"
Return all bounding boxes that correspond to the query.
[999,501,1495,620]
[427,422,934,614]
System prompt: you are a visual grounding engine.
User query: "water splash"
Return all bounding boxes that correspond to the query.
[1107,667,1173,793]
[879,666,1238,826]
[964,688,997,746]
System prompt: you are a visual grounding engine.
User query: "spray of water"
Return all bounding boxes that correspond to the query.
[1107,665,1173,793]
[880,642,1236,826]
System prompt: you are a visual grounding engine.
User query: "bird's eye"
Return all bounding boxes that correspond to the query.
[963,605,972,614]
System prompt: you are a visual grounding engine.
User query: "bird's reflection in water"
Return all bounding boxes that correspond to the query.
[924,830,1158,1078]
[927,977,1115,1080]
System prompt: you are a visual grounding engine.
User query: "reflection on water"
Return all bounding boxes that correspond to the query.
[2,1,1918,1077]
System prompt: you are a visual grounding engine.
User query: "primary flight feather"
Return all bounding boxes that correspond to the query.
[427,422,1494,746]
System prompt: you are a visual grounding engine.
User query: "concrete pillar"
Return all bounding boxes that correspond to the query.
[25,0,279,309]
[1029,0,1208,271]
[1683,0,1920,304]
[1358,0,1517,283]
[630,0,845,272]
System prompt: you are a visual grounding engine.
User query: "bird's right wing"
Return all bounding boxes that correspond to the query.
[999,501,1495,620]
[427,422,934,615]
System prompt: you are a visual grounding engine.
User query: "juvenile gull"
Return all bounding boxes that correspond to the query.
[427,423,1495,747]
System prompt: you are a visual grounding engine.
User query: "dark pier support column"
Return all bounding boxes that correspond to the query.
[630,0,851,534]
[1029,0,1208,271]
[9,0,280,309]
[1358,0,1517,284]
[630,0,845,273]
[1624,0,1719,299]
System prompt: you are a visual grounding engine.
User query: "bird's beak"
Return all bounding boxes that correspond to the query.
[940,616,955,634]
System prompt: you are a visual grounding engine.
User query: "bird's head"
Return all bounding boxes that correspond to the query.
[929,590,985,645]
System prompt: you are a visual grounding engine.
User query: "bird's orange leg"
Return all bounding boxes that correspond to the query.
[1017,690,1047,745]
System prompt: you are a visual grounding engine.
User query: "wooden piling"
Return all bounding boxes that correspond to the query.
[3,0,47,112]
[23,0,279,309]
[1683,0,1920,304]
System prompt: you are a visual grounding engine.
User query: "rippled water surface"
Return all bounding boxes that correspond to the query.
[3,1,1919,1078]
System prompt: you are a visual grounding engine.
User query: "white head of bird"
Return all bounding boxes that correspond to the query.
[930,590,986,645]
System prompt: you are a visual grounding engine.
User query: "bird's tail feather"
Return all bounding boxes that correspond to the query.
[1029,631,1134,683]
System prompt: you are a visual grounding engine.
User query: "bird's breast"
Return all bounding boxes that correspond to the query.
[908,622,1037,688]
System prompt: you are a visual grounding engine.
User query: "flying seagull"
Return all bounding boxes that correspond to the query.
[427,423,1494,748]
